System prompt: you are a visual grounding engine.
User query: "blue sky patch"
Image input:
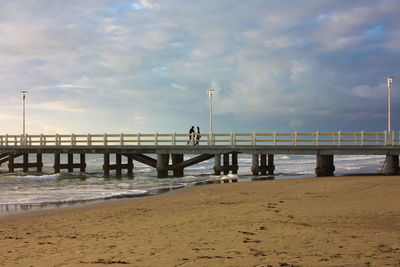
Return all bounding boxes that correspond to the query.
[366,25,385,36]
[112,2,143,12]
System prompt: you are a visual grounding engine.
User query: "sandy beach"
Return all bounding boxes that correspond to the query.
[0,176,399,267]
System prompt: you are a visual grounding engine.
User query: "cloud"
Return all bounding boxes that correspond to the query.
[0,114,21,121]
[32,121,71,134]
[170,83,186,91]
[132,116,144,121]
[139,0,160,9]
[344,83,387,99]
[35,101,86,113]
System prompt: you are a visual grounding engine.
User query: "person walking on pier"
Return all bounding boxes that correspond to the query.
[187,126,195,145]
[195,126,201,145]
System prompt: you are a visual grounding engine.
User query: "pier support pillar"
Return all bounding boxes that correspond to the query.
[214,154,221,175]
[315,154,335,177]
[37,153,43,172]
[127,155,133,176]
[103,153,110,177]
[54,153,61,173]
[8,153,15,173]
[231,152,238,174]
[268,154,275,175]
[172,154,184,177]
[383,154,399,175]
[157,154,170,178]
[80,154,86,172]
[223,153,229,175]
[252,154,275,176]
[116,154,122,177]
[68,154,74,172]
[260,154,267,175]
[103,153,133,177]
[214,153,238,175]
[251,154,259,175]
[23,153,29,172]
[54,153,87,174]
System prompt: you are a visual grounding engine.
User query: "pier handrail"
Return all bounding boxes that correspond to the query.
[1,131,398,147]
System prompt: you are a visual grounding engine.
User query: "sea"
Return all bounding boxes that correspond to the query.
[0,154,386,216]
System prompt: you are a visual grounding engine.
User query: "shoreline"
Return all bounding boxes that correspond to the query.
[0,175,399,266]
[0,172,387,219]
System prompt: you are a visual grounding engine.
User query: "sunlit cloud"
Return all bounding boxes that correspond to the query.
[32,121,71,134]
[0,114,21,121]
[35,102,86,113]
[132,116,144,121]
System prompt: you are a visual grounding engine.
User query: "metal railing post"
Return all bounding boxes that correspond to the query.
[137,132,141,146]
[315,131,319,146]
[71,133,75,146]
[294,132,297,146]
[361,130,364,146]
[5,134,8,146]
[120,133,124,146]
[172,133,176,146]
[273,132,276,146]
[104,133,108,146]
[155,133,158,146]
[252,132,256,146]
[338,131,341,146]
[87,133,91,146]
[384,130,387,146]
[392,131,395,146]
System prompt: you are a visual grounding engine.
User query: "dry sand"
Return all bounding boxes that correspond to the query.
[0,176,399,267]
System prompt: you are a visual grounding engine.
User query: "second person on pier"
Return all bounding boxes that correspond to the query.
[195,126,201,145]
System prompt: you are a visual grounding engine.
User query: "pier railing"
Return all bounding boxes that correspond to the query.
[0,131,399,147]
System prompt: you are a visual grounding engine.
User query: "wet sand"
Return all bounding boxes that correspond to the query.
[0,176,399,266]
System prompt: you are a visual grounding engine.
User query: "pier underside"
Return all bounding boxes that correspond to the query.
[0,146,399,178]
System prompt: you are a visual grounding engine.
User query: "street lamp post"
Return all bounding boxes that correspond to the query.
[387,76,393,135]
[208,89,215,134]
[21,90,27,144]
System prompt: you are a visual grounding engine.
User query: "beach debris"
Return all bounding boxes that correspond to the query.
[378,243,395,253]
[279,263,300,267]
[259,226,268,230]
[249,248,267,257]
[243,237,261,243]
[82,259,130,264]
[238,231,255,235]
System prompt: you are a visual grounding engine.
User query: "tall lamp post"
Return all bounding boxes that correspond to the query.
[387,76,393,136]
[208,89,215,134]
[21,90,27,144]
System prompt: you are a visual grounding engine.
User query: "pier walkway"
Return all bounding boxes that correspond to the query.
[1,131,399,177]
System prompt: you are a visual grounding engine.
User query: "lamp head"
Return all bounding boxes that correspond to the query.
[208,89,215,98]
[387,76,393,88]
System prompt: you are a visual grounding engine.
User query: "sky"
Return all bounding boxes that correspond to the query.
[1,0,400,134]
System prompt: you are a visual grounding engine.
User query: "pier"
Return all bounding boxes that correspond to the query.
[0,131,400,177]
